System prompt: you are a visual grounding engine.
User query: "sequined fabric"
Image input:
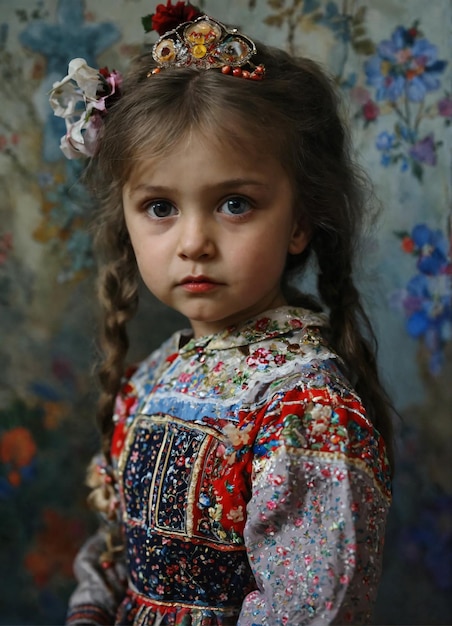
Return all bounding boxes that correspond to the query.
[66,306,391,626]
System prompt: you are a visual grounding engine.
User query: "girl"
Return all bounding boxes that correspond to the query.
[50,4,393,625]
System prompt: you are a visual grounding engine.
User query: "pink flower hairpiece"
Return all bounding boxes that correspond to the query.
[49,58,122,160]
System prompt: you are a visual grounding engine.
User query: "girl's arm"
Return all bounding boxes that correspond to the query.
[65,366,141,625]
[66,528,127,625]
[237,385,392,626]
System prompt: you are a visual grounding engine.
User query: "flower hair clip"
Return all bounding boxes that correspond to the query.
[142,1,203,35]
[145,3,265,80]
[49,58,122,159]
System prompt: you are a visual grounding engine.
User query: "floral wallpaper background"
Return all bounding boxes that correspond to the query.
[1,0,451,623]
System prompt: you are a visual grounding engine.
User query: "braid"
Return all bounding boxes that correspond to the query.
[95,239,139,463]
[314,235,394,468]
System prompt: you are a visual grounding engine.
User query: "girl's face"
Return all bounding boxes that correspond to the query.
[122,131,308,338]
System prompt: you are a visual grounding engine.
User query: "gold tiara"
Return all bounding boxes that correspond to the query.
[150,15,265,80]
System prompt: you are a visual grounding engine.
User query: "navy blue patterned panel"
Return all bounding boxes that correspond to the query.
[126,523,255,606]
[119,414,256,606]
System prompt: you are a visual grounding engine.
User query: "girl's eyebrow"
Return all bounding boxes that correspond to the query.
[127,179,270,195]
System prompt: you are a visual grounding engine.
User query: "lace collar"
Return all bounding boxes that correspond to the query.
[177,306,328,354]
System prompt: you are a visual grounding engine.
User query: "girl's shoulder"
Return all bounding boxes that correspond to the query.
[112,328,189,417]
[127,327,192,390]
[110,328,190,462]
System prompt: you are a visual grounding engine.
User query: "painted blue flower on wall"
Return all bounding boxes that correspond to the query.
[364,22,448,180]
[391,224,452,374]
[365,25,445,101]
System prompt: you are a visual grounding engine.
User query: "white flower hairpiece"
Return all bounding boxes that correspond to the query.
[49,58,122,159]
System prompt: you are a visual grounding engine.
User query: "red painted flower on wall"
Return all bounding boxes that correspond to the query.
[0,427,37,487]
[24,509,84,587]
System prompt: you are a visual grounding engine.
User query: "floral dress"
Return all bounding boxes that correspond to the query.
[66,306,392,626]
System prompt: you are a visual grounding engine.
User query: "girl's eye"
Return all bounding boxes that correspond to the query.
[146,201,177,218]
[219,197,251,217]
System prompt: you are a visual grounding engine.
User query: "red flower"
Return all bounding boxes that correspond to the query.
[0,427,36,471]
[401,236,415,253]
[362,99,379,122]
[255,317,270,331]
[24,509,84,587]
[144,1,202,36]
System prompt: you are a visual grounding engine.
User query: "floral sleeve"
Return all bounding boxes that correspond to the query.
[237,386,392,626]
[65,528,127,625]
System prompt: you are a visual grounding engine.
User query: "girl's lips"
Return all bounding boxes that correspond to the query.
[179,276,220,293]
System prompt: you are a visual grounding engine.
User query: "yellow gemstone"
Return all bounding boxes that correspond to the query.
[192,44,207,59]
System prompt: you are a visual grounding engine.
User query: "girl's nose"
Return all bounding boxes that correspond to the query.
[177,216,216,260]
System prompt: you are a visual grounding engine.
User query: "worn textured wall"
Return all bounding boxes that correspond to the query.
[0,0,451,623]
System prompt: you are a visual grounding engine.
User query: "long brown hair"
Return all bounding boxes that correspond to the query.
[88,42,394,468]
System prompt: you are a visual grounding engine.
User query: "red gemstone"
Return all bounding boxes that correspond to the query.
[242,70,250,79]
[232,67,242,77]
[221,65,232,74]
